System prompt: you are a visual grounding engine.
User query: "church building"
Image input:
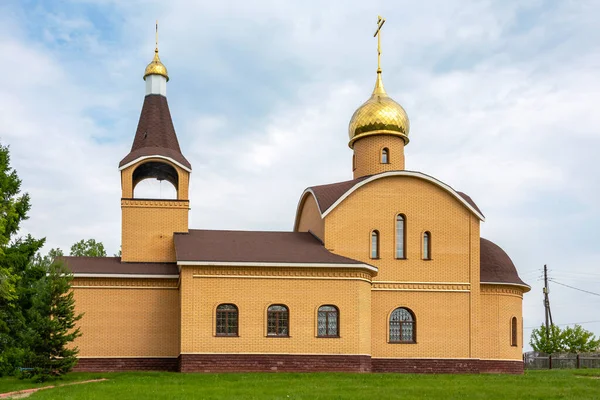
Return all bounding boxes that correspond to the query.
[64,20,529,374]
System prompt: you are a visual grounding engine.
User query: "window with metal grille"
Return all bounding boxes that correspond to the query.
[216,304,238,336]
[389,307,415,343]
[267,305,289,337]
[317,305,339,337]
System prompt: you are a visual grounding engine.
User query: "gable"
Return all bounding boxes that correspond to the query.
[294,171,485,227]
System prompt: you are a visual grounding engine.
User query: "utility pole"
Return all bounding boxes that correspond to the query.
[543,264,554,338]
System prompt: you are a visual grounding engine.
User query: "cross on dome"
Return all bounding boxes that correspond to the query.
[347,16,410,149]
[144,21,169,82]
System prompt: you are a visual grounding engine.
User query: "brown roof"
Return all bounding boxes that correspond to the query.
[119,94,191,169]
[61,256,178,275]
[480,238,528,287]
[307,171,483,217]
[174,229,367,265]
[309,176,370,213]
[456,191,483,217]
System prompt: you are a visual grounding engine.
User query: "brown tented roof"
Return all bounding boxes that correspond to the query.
[480,238,528,287]
[61,256,178,276]
[119,94,191,169]
[174,229,367,265]
[307,171,483,217]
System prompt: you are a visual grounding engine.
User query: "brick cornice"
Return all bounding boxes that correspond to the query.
[480,284,524,298]
[372,282,470,292]
[72,278,178,289]
[190,267,372,282]
[121,199,189,209]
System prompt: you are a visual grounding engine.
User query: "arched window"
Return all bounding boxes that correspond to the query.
[317,305,339,337]
[389,307,416,343]
[423,231,431,260]
[395,214,406,259]
[511,317,518,347]
[216,304,238,336]
[352,154,356,171]
[381,148,389,164]
[267,305,289,337]
[371,230,380,259]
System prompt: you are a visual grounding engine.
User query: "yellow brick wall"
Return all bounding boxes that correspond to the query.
[179,267,372,355]
[295,193,325,241]
[323,175,485,359]
[71,278,180,357]
[353,135,405,179]
[469,215,481,358]
[479,284,525,360]
[324,175,475,283]
[371,291,471,358]
[121,199,189,262]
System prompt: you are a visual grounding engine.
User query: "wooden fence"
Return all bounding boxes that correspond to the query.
[524,352,600,369]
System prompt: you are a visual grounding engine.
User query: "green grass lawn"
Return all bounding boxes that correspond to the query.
[1,369,598,399]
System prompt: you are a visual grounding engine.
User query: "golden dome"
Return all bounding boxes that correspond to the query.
[143,49,169,81]
[348,72,409,148]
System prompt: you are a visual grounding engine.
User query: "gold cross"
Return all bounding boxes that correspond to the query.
[155,20,159,52]
[373,15,386,73]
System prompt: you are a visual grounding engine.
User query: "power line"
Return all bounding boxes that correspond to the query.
[548,279,600,297]
[524,320,600,329]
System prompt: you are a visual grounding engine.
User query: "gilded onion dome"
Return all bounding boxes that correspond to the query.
[348,72,409,148]
[144,48,169,81]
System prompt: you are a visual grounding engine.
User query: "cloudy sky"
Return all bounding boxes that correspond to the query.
[1,0,599,349]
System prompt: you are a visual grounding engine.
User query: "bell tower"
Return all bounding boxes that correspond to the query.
[119,24,191,263]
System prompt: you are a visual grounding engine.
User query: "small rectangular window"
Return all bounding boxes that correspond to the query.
[371,231,379,259]
[511,317,518,346]
[423,232,431,260]
[395,215,405,259]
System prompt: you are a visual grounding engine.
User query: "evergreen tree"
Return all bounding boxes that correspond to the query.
[0,144,81,380]
[0,144,41,375]
[0,143,31,304]
[23,261,82,381]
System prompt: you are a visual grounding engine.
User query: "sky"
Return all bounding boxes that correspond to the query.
[1,0,599,351]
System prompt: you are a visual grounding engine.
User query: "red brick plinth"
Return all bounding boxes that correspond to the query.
[179,354,372,373]
[73,356,523,374]
[74,358,178,372]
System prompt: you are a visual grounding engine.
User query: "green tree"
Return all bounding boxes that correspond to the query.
[0,144,81,380]
[70,239,106,257]
[0,143,31,303]
[32,248,64,269]
[23,261,82,382]
[530,324,563,354]
[0,144,43,375]
[561,324,600,353]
